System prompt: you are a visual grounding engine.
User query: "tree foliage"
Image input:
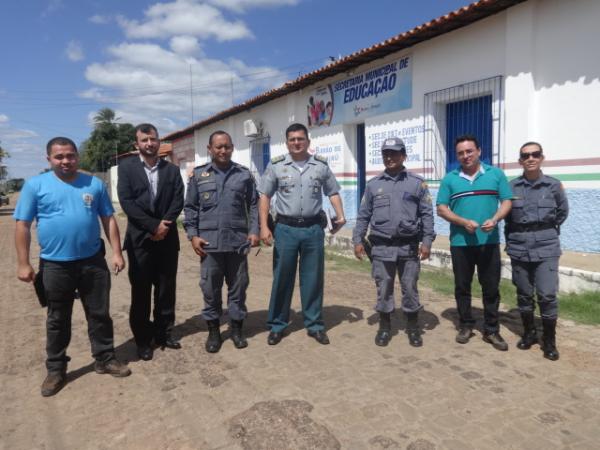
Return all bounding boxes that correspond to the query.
[0,142,10,180]
[79,108,136,173]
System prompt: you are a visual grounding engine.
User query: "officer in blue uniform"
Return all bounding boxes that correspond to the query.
[259,123,346,346]
[505,141,568,361]
[353,137,435,347]
[183,130,259,353]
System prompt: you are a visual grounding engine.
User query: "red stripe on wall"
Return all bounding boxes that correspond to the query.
[500,157,600,170]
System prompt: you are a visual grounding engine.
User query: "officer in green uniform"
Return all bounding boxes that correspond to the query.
[505,141,568,361]
[258,123,346,345]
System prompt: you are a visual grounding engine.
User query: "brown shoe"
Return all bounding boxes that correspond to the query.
[41,371,66,397]
[94,359,132,377]
[483,332,509,351]
[455,327,473,344]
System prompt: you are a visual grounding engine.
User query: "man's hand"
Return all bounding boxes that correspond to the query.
[354,243,366,260]
[112,253,126,274]
[480,218,498,233]
[191,236,209,257]
[260,228,273,247]
[152,220,172,241]
[419,245,431,261]
[17,263,35,283]
[331,216,346,235]
[248,234,260,247]
[463,219,479,234]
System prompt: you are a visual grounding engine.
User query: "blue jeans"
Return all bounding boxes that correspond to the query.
[41,251,115,373]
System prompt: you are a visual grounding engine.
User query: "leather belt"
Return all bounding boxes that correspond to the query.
[277,214,321,228]
[507,223,555,233]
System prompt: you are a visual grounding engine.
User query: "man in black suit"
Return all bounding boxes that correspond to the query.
[117,123,184,360]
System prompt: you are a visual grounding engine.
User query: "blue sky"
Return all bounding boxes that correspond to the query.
[0,0,469,179]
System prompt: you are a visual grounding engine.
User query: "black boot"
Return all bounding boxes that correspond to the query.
[542,318,559,361]
[406,311,423,347]
[375,312,391,346]
[205,319,222,353]
[517,312,538,350]
[230,320,248,349]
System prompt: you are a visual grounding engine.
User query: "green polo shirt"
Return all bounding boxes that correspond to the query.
[436,163,512,246]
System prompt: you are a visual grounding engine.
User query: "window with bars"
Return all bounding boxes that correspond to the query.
[423,76,503,180]
[250,135,271,179]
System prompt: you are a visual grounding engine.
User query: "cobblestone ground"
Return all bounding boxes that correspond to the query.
[1,208,600,450]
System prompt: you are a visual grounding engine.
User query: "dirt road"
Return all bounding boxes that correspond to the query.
[1,206,600,449]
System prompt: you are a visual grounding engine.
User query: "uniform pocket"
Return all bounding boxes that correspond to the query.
[537,198,557,222]
[197,182,217,208]
[373,195,390,225]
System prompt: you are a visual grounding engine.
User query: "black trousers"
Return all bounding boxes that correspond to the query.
[450,244,501,334]
[127,243,178,346]
[42,252,115,373]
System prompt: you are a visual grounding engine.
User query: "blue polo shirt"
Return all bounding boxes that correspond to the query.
[436,163,512,246]
[14,171,114,261]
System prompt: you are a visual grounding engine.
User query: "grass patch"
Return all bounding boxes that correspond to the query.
[325,250,600,325]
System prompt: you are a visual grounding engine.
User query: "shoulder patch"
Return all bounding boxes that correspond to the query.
[271,155,285,164]
[314,154,328,164]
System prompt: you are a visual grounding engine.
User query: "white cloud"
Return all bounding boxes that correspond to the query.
[89,14,111,24]
[65,40,85,62]
[117,0,253,41]
[80,42,286,132]
[170,35,201,55]
[207,0,299,13]
[41,0,64,17]
[0,116,45,179]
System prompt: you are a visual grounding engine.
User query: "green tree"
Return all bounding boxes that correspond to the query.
[79,108,136,172]
[0,142,10,181]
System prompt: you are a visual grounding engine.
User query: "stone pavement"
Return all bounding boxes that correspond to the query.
[1,205,600,449]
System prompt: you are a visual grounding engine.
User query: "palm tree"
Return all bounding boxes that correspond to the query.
[93,108,120,127]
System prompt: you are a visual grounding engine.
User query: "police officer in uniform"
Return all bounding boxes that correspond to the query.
[184,131,259,353]
[353,137,435,347]
[505,141,568,361]
[259,123,346,346]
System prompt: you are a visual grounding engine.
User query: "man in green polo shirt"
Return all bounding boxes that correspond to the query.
[437,134,512,351]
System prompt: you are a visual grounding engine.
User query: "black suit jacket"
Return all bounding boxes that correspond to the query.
[117,156,184,251]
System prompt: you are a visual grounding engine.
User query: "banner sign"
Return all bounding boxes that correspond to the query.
[307,56,412,128]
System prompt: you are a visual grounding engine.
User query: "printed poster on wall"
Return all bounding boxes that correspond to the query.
[307,55,412,128]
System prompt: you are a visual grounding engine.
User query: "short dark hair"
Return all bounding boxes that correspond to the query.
[46,137,77,155]
[208,130,232,145]
[520,141,543,153]
[285,123,309,140]
[455,134,480,149]
[135,123,158,139]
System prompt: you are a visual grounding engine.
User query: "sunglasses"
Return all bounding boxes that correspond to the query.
[520,150,543,160]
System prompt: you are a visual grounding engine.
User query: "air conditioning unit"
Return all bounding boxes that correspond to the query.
[243,119,260,137]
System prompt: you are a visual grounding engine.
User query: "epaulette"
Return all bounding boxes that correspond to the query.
[407,171,424,181]
[232,161,250,171]
[271,155,285,164]
[314,154,328,164]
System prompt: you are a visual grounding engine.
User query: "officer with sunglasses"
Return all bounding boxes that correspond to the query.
[505,142,568,361]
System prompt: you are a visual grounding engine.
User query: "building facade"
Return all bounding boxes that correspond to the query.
[165,0,600,253]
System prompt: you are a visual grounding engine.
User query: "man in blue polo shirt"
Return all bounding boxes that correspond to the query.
[15,137,131,397]
[437,134,512,351]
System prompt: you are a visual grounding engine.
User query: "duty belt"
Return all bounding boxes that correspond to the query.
[507,223,556,233]
[277,214,321,228]
[369,235,418,246]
